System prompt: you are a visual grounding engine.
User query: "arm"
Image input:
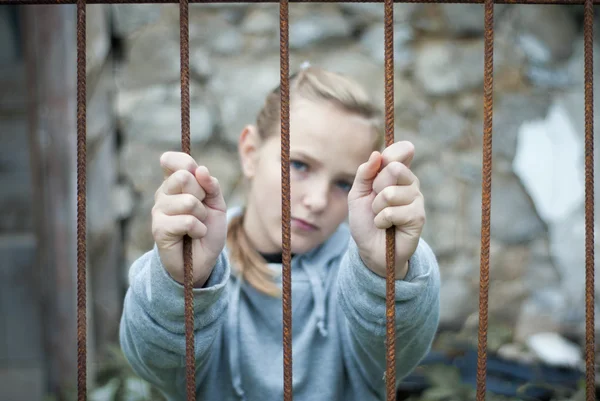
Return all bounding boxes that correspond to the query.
[119,243,230,394]
[336,235,440,396]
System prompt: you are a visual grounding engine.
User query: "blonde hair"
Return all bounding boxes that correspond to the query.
[227,66,384,297]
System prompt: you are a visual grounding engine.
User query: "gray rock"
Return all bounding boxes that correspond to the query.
[117,24,181,90]
[438,4,488,36]
[207,55,282,145]
[513,101,584,225]
[418,105,469,149]
[527,35,600,89]
[119,141,166,196]
[210,29,244,56]
[469,173,546,245]
[289,6,352,50]
[118,83,215,145]
[455,150,483,185]
[490,93,551,161]
[124,194,155,256]
[512,5,578,64]
[416,164,462,213]
[87,131,118,239]
[439,278,475,330]
[497,343,536,365]
[526,332,583,368]
[189,47,213,80]
[524,253,561,293]
[339,4,420,25]
[547,207,600,322]
[488,242,529,282]
[242,7,279,35]
[87,63,115,144]
[112,183,136,221]
[488,279,529,323]
[422,210,463,257]
[525,65,576,89]
[414,40,484,96]
[111,4,163,38]
[189,8,244,56]
[359,23,414,70]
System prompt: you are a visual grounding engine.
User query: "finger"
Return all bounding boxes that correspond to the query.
[372,161,417,194]
[373,203,425,230]
[153,212,208,240]
[381,140,415,169]
[195,166,227,212]
[371,185,421,216]
[154,193,208,221]
[161,169,207,201]
[348,151,382,200]
[160,151,198,179]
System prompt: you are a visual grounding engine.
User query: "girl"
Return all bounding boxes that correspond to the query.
[119,65,441,401]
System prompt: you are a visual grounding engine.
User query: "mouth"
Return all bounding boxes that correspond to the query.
[291,217,319,231]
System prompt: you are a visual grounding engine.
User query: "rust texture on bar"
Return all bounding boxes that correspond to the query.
[383,0,396,399]
[280,0,292,399]
[4,0,600,5]
[476,0,494,400]
[583,1,595,400]
[179,0,197,399]
[77,0,87,400]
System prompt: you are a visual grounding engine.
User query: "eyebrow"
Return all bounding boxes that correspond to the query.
[292,151,322,167]
[292,151,356,182]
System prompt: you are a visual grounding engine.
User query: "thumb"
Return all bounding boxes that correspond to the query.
[348,151,382,201]
[195,166,227,212]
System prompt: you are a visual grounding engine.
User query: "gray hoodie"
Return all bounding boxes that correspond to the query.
[119,207,441,401]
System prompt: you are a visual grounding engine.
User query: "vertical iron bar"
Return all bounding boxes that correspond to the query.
[76,1,87,399]
[179,0,196,399]
[383,0,396,399]
[280,0,292,399]
[476,0,494,400]
[583,1,595,399]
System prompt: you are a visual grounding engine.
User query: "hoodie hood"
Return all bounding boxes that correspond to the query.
[224,205,350,399]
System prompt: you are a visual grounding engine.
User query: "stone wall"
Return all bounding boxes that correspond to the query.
[88,4,600,364]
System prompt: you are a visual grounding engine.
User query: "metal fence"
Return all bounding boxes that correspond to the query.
[0,0,596,401]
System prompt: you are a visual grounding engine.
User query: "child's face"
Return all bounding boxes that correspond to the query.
[240,96,377,255]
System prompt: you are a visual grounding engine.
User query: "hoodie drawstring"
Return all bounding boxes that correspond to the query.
[301,261,328,337]
[228,277,246,400]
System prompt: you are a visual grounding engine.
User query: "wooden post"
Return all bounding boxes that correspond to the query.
[21,7,91,399]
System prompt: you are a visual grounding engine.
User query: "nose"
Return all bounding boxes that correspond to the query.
[302,179,328,213]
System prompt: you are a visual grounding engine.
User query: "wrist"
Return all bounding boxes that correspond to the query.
[357,249,409,280]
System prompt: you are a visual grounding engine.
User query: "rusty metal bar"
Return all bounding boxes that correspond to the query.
[4,0,600,4]
[383,0,396,399]
[279,0,292,399]
[178,0,197,399]
[476,0,493,399]
[76,1,87,399]
[583,1,595,400]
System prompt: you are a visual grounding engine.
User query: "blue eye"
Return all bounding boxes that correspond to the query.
[337,181,352,192]
[290,160,308,172]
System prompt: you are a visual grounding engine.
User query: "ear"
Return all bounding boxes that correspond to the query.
[238,125,261,179]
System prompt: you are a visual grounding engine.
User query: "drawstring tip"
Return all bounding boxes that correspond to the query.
[317,320,328,337]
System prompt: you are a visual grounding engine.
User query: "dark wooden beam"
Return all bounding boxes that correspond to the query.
[21,7,86,400]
